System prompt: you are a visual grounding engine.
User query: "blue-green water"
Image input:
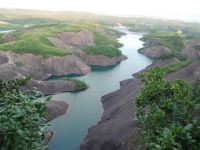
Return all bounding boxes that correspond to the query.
[48,28,152,150]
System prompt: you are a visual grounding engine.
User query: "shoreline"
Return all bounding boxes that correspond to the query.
[81,56,199,150]
[81,58,153,150]
[45,101,70,144]
[48,28,152,150]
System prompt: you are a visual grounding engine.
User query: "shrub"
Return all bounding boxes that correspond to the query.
[15,60,24,67]
[136,68,200,150]
[192,79,200,103]
[0,77,49,150]
[62,77,88,91]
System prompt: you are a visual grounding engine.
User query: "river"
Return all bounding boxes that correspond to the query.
[0,30,15,33]
[48,27,152,150]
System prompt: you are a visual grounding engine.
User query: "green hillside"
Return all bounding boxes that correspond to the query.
[0,23,123,57]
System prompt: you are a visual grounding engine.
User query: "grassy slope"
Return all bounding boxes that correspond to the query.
[52,77,88,91]
[194,45,200,51]
[69,78,88,91]
[0,23,81,56]
[82,30,123,58]
[141,32,185,51]
[162,60,192,73]
[137,31,187,61]
[0,9,125,58]
[0,18,123,57]
[73,23,123,58]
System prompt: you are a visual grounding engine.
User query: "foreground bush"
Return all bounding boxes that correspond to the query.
[136,68,200,150]
[0,78,49,150]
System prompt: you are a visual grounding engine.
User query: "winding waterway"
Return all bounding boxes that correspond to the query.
[48,27,152,150]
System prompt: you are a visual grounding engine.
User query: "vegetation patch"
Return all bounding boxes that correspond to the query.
[0,37,71,57]
[194,45,200,51]
[102,26,126,37]
[62,77,88,91]
[0,77,50,149]
[157,51,187,61]
[136,68,200,149]
[0,23,84,56]
[15,60,25,67]
[161,60,192,73]
[83,45,121,58]
[0,23,123,57]
[192,79,200,103]
[181,25,200,40]
[83,31,122,58]
[141,32,185,52]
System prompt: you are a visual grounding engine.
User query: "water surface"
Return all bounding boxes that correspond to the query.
[0,30,15,33]
[49,28,152,150]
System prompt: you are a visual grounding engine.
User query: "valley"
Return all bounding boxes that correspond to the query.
[0,8,200,150]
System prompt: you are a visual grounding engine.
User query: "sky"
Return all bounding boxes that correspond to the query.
[1,0,200,21]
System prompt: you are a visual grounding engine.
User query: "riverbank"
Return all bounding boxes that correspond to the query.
[48,28,152,149]
[44,101,69,145]
[0,25,127,94]
[81,57,200,150]
[80,27,200,150]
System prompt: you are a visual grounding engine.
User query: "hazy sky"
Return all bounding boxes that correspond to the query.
[1,0,200,21]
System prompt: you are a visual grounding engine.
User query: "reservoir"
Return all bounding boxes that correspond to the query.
[48,27,152,150]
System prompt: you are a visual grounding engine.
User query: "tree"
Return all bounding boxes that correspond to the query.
[136,68,200,150]
[0,78,49,150]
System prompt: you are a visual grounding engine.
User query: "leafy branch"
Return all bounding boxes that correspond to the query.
[0,77,50,150]
[136,68,200,150]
